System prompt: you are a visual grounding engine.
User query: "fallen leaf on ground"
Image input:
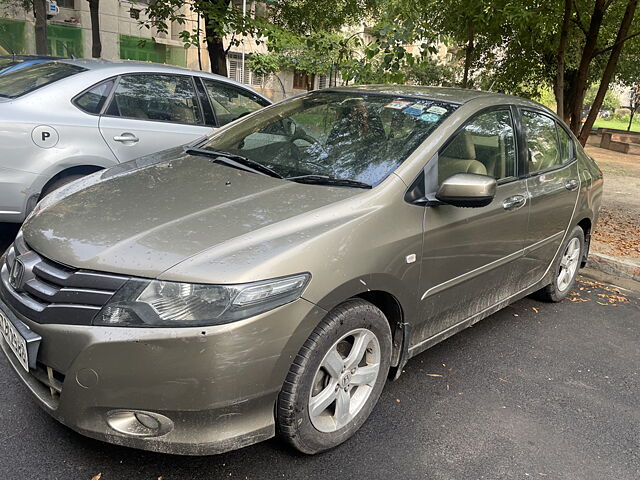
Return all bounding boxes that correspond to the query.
[91,475,102,480]
[426,373,443,377]
[532,307,539,313]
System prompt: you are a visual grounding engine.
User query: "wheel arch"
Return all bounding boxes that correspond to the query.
[39,164,105,199]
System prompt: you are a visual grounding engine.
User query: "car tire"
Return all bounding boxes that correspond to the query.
[277,298,392,454]
[40,174,85,199]
[534,225,585,302]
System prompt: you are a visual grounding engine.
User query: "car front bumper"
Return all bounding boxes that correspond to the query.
[0,293,327,455]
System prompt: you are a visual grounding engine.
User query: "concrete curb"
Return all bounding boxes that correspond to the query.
[588,252,640,283]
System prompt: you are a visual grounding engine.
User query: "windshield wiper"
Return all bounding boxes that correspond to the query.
[185,147,283,179]
[287,175,372,189]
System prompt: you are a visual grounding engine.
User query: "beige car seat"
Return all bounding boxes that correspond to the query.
[438,131,487,182]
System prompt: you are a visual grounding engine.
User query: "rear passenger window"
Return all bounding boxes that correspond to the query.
[523,111,562,173]
[557,126,574,164]
[105,74,202,125]
[74,80,113,114]
[439,109,516,183]
[201,79,268,126]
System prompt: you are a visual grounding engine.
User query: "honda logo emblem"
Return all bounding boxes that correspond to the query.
[9,258,25,292]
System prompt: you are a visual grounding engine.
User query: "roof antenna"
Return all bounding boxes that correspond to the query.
[62,44,75,59]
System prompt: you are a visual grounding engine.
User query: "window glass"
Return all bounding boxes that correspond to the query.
[0,62,85,99]
[557,125,574,163]
[202,79,268,126]
[74,80,113,114]
[523,111,562,173]
[439,109,516,183]
[106,74,202,125]
[203,92,458,186]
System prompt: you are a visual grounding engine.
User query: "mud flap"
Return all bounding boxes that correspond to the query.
[389,322,410,381]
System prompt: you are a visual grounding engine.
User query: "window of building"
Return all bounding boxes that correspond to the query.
[293,71,314,90]
[105,74,202,125]
[0,19,27,54]
[56,0,76,9]
[47,24,83,57]
[318,75,329,89]
[119,35,186,67]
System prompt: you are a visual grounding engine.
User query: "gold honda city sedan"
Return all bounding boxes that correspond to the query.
[0,86,602,455]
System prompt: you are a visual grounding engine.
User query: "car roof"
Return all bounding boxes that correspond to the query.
[324,84,547,110]
[54,58,266,98]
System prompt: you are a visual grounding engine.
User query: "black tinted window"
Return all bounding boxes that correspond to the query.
[106,74,203,125]
[0,62,85,99]
[202,79,269,126]
[74,80,113,114]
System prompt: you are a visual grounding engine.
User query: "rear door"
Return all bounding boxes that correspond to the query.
[415,107,530,345]
[99,73,211,162]
[520,110,580,284]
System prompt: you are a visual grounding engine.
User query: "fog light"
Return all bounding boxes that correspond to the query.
[106,410,173,437]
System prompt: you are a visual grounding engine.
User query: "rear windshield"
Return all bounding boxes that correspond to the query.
[0,62,85,99]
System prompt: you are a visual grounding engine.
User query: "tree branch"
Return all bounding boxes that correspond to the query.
[572,0,588,35]
[592,30,640,57]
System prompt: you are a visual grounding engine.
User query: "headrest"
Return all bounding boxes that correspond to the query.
[443,131,476,160]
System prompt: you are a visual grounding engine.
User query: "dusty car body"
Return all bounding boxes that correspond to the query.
[0,86,602,455]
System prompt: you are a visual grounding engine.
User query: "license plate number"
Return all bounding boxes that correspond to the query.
[0,310,30,371]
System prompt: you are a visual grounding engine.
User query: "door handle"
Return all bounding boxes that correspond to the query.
[113,133,139,143]
[503,195,527,211]
[565,179,579,191]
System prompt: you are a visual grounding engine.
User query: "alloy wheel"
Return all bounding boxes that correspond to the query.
[557,237,581,292]
[308,328,381,433]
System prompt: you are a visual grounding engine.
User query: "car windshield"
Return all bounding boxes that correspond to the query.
[0,62,85,98]
[201,91,458,186]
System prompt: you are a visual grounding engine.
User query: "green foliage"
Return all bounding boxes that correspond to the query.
[584,85,621,112]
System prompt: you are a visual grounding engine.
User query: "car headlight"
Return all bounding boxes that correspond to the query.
[94,273,311,327]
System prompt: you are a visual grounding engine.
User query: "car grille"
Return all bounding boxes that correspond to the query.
[0,232,129,325]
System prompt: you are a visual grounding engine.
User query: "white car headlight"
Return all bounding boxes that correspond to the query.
[94,274,310,327]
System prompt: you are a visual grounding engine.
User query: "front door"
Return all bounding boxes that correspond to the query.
[520,110,580,284]
[414,107,530,346]
[99,73,211,162]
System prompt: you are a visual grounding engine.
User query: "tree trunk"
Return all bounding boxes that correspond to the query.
[554,0,572,120]
[628,109,635,131]
[461,23,474,89]
[34,0,48,55]
[568,0,607,134]
[204,16,227,76]
[88,0,102,58]
[578,0,638,145]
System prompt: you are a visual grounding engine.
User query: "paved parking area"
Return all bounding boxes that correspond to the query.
[0,269,638,480]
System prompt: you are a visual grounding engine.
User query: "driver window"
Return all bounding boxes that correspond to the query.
[438,109,516,183]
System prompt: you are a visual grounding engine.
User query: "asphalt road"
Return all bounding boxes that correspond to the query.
[0,226,638,480]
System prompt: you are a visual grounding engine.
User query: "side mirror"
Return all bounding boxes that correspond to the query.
[435,173,497,208]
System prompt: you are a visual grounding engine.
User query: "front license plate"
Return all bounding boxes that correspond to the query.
[0,309,39,372]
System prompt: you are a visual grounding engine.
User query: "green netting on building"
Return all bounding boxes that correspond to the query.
[47,24,83,57]
[120,35,187,67]
[0,18,27,54]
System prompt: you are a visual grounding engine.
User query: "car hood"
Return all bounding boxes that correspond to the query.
[22,153,363,278]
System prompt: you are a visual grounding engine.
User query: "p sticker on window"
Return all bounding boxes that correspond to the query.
[427,105,448,115]
[384,100,412,110]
